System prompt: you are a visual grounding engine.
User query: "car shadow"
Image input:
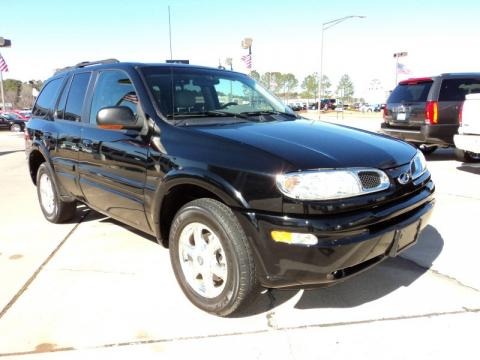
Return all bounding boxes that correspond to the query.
[424,148,455,161]
[456,163,480,175]
[0,150,24,157]
[67,205,444,317]
[236,225,443,316]
[69,206,158,243]
[63,205,105,224]
[100,217,158,244]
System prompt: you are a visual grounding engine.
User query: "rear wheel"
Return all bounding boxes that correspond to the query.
[455,148,480,162]
[169,198,258,316]
[36,163,76,223]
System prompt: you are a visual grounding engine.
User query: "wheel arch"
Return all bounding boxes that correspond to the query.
[27,142,73,201]
[151,169,250,247]
[28,144,49,185]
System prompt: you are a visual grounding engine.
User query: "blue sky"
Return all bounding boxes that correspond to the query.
[2,0,480,98]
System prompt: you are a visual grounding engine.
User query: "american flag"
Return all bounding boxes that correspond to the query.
[0,53,8,72]
[397,62,411,75]
[241,54,252,69]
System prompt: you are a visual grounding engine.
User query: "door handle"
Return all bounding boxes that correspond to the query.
[43,131,55,150]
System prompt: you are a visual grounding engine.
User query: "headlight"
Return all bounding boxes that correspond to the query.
[411,150,427,179]
[276,168,390,201]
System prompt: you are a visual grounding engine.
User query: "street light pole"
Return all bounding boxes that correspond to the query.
[317,15,366,119]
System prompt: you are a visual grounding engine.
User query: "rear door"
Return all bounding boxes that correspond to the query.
[385,78,433,128]
[438,77,480,125]
[53,72,92,198]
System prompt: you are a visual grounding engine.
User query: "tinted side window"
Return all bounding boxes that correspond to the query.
[63,72,91,121]
[439,78,480,101]
[388,82,432,103]
[90,70,138,124]
[32,78,63,118]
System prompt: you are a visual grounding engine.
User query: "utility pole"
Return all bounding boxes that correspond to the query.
[0,37,12,112]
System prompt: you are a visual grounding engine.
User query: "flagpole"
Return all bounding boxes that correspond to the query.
[0,69,5,112]
[395,56,399,86]
[393,51,407,87]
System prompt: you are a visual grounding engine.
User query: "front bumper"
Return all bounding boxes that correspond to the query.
[454,134,480,154]
[380,123,457,146]
[235,180,435,289]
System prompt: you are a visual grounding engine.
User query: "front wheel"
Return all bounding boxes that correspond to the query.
[169,198,258,316]
[455,148,480,162]
[36,163,76,223]
[10,123,22,132]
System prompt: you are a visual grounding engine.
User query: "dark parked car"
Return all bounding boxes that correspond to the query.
[26,60,435,316]
[0,113,27,132]
[381,73,480,154]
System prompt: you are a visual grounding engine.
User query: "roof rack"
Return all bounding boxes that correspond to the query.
[75,59,120,68]
[54,58,120,75]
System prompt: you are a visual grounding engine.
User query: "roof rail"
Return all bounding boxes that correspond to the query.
[75,58,120,68]
[54,59,120,75]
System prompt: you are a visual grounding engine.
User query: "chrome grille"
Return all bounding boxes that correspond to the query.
[358,171,382,189]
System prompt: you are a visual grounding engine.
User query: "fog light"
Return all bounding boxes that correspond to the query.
[271,231,318,245]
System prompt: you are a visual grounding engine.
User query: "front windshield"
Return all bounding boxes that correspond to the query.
[141,66,295,123]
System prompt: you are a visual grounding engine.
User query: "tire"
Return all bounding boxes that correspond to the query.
[169,198,258,316]
[36,163,76,223]
[418,144,437,155]
[10,123,22,132]
[455,148,480,162]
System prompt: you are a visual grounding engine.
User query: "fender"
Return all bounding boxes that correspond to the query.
[28,139,75,202]
[149,167,251,239]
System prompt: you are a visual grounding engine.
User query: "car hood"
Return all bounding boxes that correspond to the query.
[192,119,416,170]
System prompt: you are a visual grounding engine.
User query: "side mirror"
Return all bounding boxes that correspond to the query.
[96,106,142,130]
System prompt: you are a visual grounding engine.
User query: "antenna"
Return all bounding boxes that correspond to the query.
[168,6,173,60]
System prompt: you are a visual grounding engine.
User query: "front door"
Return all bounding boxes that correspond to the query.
[78,69,150,232]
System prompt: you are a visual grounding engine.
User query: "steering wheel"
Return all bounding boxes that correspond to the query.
[219,102,238,109]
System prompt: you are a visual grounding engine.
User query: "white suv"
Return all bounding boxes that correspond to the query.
[454,93,480,162]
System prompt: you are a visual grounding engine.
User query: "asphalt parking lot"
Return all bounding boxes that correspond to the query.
[0,119,479,359]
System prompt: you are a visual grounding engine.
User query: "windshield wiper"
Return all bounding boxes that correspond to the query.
[203,110,250,119]
[240,110,299,119]
[169,110,253,126]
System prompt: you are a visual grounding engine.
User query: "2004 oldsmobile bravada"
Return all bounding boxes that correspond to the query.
[26,60,435,316]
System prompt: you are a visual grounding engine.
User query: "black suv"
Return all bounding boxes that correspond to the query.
[26,60,435,316]
[381,73,480,154]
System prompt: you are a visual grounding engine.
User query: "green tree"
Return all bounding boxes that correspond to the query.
[336,74,354,102]
[282,73,298,100]
[301,73,319,100]
[321,75,332,97]
[28,80,44,91]
[4,79,22,107]
[249,70,261,82]
[260,72,284,93]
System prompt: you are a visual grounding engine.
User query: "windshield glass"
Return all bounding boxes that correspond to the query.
[140,66,294,124]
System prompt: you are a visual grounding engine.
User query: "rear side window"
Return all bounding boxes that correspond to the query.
[388,82,432,103]
[32,78,63,118]
[63,72,91,121]
[439,78,480,101]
